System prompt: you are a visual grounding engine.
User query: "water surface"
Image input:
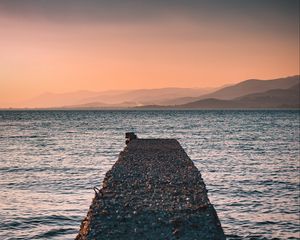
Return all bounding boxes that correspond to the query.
[0,110,299,239]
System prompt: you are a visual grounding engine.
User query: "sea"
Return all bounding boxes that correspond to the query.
[0,110,299,240]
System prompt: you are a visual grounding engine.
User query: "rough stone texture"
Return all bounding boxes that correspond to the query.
[76,139,225,240]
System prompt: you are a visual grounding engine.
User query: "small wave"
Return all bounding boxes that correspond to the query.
[5,135,43,139]
[256,220,277,225]
[31,228,75,239]
[226,234,284,240]
[0,215,80,230]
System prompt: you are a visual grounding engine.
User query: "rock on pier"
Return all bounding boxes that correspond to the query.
[76,136,225,239]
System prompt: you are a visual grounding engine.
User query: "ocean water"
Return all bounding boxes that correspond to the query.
[0,110,299,240]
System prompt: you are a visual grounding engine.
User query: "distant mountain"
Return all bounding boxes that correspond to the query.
[178,83,300,109]
[5,75,299,109]
[13,87,213,108]
[196,75,299,100]
[158,96,206,105]
[58,101,138,109]
[234,83,300,108]
[80,87,214,106]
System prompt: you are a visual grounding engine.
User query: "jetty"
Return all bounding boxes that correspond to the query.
[76,133,225,239]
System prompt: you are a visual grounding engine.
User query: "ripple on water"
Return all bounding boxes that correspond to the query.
[0,110,299,240]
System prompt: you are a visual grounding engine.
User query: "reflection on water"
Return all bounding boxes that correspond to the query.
[0,110,299,239]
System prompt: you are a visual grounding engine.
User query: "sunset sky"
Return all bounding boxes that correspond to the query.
[0,0,299,104]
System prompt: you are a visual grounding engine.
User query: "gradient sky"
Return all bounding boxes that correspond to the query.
[0,0,299,103]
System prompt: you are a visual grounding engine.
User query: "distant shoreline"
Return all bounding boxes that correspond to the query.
[1,108,299,111]
[2,75,299,110]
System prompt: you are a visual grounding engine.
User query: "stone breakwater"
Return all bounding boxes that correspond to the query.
[76,138,225,240]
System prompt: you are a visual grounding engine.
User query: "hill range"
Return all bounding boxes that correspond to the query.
[2,75,299,109]
[178,83,299,109]
[151,75,300,109]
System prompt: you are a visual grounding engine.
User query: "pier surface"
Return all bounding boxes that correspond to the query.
[76,138,225,239]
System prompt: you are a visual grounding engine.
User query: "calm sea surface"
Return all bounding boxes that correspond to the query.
[0,110,299,240]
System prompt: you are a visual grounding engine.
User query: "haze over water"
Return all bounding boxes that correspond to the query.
[0,110,299,239]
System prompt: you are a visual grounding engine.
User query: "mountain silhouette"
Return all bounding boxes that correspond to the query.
[4,75,299,109]
[178,83,300,109]
[165,75,299,105]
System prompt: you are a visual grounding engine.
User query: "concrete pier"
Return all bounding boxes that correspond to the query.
[76,137,225,239]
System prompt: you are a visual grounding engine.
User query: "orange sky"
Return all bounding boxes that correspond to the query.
[0,1,299,105]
